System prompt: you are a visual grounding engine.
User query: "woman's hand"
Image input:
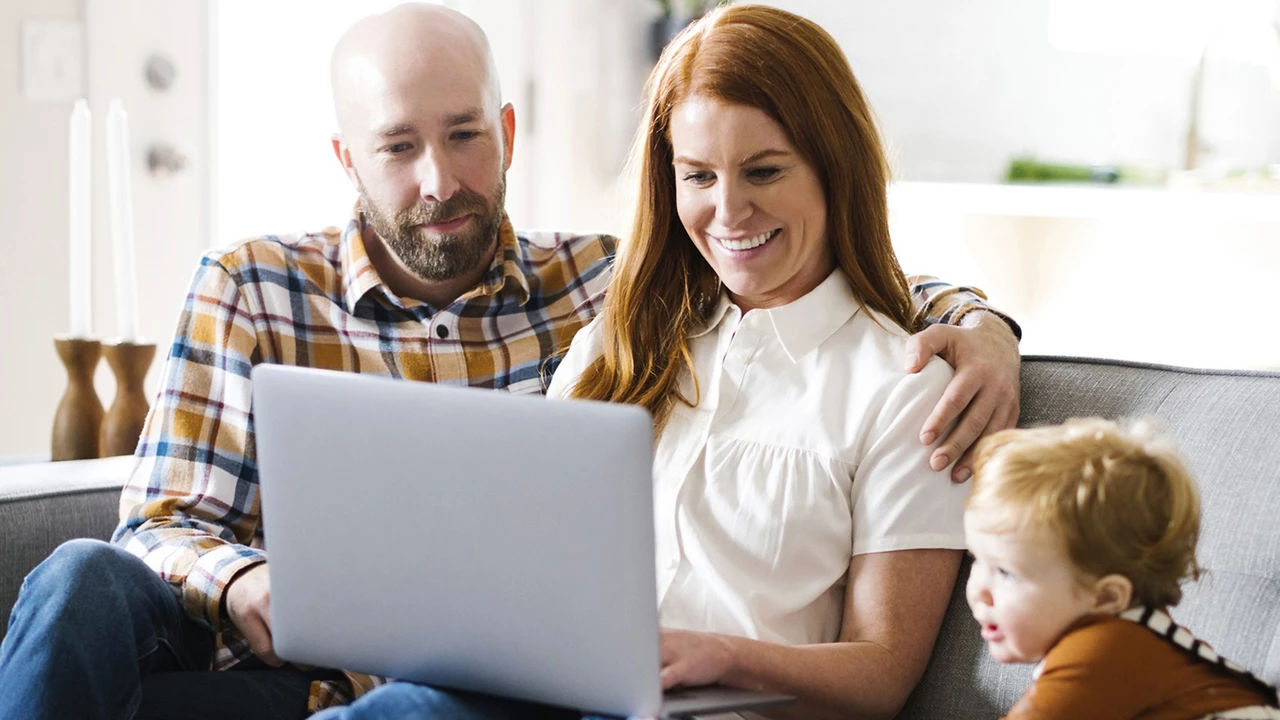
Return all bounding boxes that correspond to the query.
[659,629,737,689]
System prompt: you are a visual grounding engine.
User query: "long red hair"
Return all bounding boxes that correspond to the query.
[571,4,914,431]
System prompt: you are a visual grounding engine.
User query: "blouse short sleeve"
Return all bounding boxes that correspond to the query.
[849,355,969,555]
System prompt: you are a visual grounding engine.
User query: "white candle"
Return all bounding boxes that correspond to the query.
[68,99,92,338]
[106,98,139,342]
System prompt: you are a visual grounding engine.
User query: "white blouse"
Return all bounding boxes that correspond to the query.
[547,271,968,646]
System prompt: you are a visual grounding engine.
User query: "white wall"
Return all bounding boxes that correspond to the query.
[211,0,1280,250]
[0,0,82,461]
[210,0,396,246]
[7,0,1278,458]
[767,0,1280,181]
[888,182,1280,370]
[0,0,209,459]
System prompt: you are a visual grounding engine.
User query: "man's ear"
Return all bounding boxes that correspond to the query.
[500,103,516,171]
[332,134,359,187]
[1091,574,1133,614]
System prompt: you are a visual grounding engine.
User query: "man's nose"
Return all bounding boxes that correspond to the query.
[416,149,461,204]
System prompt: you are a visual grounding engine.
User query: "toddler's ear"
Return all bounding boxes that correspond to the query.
[1091,574,1133,614]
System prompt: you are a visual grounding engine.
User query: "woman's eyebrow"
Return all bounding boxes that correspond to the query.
[740,148,790,164]
[672,148,791,166]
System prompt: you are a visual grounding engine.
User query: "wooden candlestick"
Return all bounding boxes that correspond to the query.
[99,339,156,457]
[52,336,105,461]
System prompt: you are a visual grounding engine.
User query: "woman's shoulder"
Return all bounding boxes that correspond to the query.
[546,314,607,399]
[831,307,953,387]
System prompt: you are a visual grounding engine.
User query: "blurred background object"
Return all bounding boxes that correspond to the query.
[2,0,1278,461]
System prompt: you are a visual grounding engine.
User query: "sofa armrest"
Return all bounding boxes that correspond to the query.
[0,456,132,643]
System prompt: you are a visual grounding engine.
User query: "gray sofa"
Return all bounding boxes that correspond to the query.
[2,356,1278,717]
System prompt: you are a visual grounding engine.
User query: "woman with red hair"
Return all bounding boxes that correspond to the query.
[549,5,968,717]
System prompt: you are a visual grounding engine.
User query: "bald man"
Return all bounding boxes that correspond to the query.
[0,4,1020,719]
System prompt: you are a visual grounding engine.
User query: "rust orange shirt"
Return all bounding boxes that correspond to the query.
[1005,608,1278,720]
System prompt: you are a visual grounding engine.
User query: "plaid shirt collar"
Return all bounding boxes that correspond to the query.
[339,207,532,313]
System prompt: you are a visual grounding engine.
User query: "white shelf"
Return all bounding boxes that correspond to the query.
[886,181,1280,371]
[889,181,1280,223]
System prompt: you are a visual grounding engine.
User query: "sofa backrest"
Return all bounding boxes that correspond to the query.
[899,356,1280,719]
[0,456,128,645]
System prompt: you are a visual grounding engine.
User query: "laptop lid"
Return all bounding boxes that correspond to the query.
[253,365,793,717]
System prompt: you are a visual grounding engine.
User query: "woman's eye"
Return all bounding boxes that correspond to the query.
[682,171,713,185]
[747,166,780,181]
[997,567,1014,580]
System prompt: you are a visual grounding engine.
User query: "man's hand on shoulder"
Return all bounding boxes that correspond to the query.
[225,563,284,667]
[906,311,1021,483]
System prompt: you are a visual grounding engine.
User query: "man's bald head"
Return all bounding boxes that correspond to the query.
[327,3,516,305]
[330,3,502,139]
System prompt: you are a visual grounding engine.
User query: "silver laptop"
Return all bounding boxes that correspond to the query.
[252,365,792,718]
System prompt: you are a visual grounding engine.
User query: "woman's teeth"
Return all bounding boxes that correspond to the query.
[716,229,776,251]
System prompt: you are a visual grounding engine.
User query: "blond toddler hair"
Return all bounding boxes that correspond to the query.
[968,417,1202,608]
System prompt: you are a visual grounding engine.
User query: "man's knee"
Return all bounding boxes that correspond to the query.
[18,538,154,615]
[317,683,460,718]
[319,683,533,719]
[29,539,140,588]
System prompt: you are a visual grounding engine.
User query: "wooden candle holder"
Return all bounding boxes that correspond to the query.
[52,336,105,461]
[99,339,156,457]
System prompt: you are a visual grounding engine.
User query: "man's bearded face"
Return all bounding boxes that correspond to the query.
[357,172,506,282]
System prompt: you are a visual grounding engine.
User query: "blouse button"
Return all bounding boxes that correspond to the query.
[436,325,449,339]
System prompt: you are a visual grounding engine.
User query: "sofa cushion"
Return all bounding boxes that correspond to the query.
[898,356,1280,719]
[0,455,130,644]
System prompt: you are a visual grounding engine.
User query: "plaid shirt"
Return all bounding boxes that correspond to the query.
[112,208,1013,710]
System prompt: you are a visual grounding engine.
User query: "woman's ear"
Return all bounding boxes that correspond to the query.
[1091,574,1133,614]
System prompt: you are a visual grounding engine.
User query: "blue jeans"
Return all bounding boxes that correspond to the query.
[309,681,629,720]
[0,539,320,720]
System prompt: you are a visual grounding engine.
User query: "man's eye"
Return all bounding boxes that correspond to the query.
[385,143,413,154]
[452,130,481,142]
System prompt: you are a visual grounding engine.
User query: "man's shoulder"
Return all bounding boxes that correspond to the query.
[205,228,343,262]
[203,227,343,272]
[515,229,618,264]
[511,230,617,303]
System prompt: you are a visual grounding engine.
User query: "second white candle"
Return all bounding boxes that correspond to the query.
[105,98,139,342]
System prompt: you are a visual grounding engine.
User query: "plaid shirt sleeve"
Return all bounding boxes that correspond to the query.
[907,274,1022,339]
[113,252,266,632]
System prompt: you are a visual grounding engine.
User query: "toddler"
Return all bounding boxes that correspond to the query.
[964,417,1280,719]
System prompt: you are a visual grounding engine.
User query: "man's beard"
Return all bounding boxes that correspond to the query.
[357,174,506,282]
